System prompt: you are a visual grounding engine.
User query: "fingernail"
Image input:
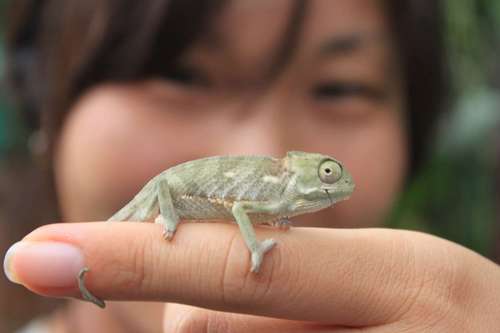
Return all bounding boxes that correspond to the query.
[3,242,23,283]
[3,241,85,288]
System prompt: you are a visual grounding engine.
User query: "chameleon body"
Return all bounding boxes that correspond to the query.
[78,151,355,308]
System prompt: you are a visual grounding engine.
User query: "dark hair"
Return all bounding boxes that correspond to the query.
[388,1,448,175]
[6,0,227,145]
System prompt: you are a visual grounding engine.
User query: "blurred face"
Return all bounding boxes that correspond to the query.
[56,0,405,237]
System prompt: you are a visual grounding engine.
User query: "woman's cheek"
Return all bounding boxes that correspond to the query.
[53,84,200,221]
[341,112,407,228]
[292,104,407,228]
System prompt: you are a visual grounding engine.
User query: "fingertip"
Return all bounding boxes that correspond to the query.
[3,241,23,284]
[3,241,85,290]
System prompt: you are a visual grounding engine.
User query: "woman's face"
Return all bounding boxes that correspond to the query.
[56,0,406,230]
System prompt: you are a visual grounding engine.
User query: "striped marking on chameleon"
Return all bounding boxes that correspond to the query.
[221,170,248,198]
[262,175,280,184]
[235,172,262,201]
[221,167,255,199]
[207,163,245,198]
[204,177,226,198]
[207,197,234,209]
[224,171,236,178]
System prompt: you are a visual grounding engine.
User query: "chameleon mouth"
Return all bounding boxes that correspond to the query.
[325,189,333,205]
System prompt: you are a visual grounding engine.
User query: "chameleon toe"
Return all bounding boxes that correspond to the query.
[162,229,175,241]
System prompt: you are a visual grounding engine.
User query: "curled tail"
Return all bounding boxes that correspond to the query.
[108,178,159,222]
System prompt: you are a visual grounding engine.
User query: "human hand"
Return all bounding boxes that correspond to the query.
[4,222,500,332]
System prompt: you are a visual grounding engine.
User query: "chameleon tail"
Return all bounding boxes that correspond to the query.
[78,267,105,308]
[107,178,159,222]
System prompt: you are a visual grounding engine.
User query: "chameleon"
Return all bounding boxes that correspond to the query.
[78,151,355,308]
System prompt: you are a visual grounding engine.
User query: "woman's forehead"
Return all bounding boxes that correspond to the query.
[187,0,393,75]
[191,0,298,75]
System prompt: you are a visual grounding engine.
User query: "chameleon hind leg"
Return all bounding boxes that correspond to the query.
[232,201,285,273]
[154,177,180,240]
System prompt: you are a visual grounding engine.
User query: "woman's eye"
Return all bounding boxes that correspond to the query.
[312,82,386,102]
[160,64,210,87]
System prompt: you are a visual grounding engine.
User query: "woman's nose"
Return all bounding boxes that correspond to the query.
[220,93,292,157]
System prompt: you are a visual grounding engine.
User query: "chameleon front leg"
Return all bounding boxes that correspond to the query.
[231,201,285,273]
[154,177,180,240]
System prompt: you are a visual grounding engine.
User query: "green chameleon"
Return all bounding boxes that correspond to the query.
[78,151,355,308]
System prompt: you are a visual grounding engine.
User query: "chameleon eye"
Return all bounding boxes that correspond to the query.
[318,160,342,184]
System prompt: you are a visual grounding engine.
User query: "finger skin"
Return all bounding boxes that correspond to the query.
[12,221,492,327]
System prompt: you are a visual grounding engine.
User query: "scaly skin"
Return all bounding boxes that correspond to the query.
[78,151,355,308]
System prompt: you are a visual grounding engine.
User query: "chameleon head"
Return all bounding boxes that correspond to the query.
[286,151,355,211]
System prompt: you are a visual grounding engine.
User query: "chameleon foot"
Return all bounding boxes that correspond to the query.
[250,238,277,273]
[77,267,106,308]
[155,215,176,240]
[271,217,291,230]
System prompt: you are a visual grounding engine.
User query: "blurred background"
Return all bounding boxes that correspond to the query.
[0,0,499,331]
[387,0,500,260]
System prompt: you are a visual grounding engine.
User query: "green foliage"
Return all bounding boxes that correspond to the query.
[389,0,500,259]
[0,3,30,155]
[0,96,28,155]
[446,0,500,90]
[388,142,497,257]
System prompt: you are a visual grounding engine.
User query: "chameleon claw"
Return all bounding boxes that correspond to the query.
[155,215,176,241]
[162,229,175,240]
[77,267,106,309]
[250,238,277,273]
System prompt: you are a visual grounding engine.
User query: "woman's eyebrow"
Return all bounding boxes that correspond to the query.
[317,33,369,58]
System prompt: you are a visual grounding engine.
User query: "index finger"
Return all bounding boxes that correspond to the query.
[4,221,431,326]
